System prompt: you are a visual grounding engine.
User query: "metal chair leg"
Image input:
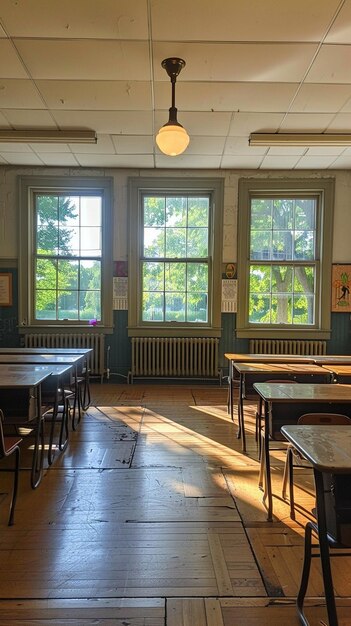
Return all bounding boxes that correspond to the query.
[8,446,20,526]
[296,521,313,626]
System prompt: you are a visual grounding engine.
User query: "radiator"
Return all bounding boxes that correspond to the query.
[25,333,105,378]
[131,337,219,380]
[249,339,326,355]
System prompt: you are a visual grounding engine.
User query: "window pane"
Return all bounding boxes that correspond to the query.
[36,258,57,290]
[250,230,272,260]
[142,292,164,321]
[144,227,165,257]
[144,197,165,226]
[36,195,58,223]
[165,293,186,321]
[272,231,293,260]
[188,198,209,227]
[187,293,208,322]
[80,227,102,256]
[272,295,293,323]
[59,196,79,226]
[294,267,314,293]
[294,231,314,260]
[142,262,164,291]
[37,224,58,255]
[165,262,186,292]
[166,197,187,226]
[249,265,271,294]
[273,199,293,229]
[249,294,272,323]
[79,290,101,320]
[251,199,272,229]
[187,264,208,293]
[36,291,57,320]
[58,226,79,256]
[58,290,78,320]
[80,197,102,226]
[166,228,186,257]
[58,259,78,289]
[187,227,208,257]
[293,294,314,324]
[295,199,316,230]
[271,266,293,293]
[80,260,101,291]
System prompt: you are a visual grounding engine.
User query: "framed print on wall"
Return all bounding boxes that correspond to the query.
[0,273,12,306]
[331,264,351,312]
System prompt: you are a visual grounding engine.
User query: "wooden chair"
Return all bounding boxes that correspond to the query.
[282,413,351,520]
[0,409,22,525]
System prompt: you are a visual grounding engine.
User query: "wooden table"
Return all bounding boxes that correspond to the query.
[225,353,316,423]
[0,348,92,409]
[281,424,351,626]
[253,382,351,521]
[0,368,52,488]
[233,362,331,453]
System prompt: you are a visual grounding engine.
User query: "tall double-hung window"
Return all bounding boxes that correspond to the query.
[128,178,223,337]
[237,179,334,339]
[19,176,113,329]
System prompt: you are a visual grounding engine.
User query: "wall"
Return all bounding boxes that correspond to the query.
[0,165,350,378]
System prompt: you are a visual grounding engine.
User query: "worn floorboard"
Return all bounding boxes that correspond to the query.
[0,383,350,624]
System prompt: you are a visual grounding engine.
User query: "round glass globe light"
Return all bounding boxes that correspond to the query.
[156,124,190,156]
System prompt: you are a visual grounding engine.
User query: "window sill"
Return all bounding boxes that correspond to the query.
[128,325,222,338]
[236,328,331,340]
[19,325,113,335]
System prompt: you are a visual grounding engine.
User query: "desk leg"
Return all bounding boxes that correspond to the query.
[31,386,44,489]
[314,470,339,626]
[237,375,247,453]
[262,403,273,522]
[228,360,233,420]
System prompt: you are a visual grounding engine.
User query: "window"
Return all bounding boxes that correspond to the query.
[19,177,113,330]
[128,178,223,337]
[237,179,334,339]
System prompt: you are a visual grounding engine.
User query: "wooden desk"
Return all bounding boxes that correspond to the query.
[0,369,52,488]
[322,364,351,384]
[233,362,331,454]
[225,353,316,423]
[253,383,351,521]
[281,425,351,626]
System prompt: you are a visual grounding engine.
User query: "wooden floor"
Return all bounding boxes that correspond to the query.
[0,383,350,625]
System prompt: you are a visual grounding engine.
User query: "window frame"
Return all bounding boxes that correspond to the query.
[19,176,113,332]
[128,177,223,338]
[237,178,334,340]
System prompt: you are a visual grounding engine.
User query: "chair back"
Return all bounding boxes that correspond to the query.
[298,413,351,426]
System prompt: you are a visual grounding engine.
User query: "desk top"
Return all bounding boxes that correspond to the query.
[0,370,51,387]
[281,425,351,473]
[234,362,328,375]
[0,363,72,376]
[254,382,351,402]
[0,347,92,355]
[225,353,315,363]
[0,354,83,365]
[322,364,351,375]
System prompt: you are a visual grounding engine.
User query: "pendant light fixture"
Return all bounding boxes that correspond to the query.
[156,57,189,157]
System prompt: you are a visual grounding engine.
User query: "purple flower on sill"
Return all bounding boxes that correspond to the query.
[89,319,97,326]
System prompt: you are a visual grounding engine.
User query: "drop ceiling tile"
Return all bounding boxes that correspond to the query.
[0,151,44,165]
[267,146,307,156]
[0,112,11,127]
[328,155,351,167]
[52,110,153,135]
[71,134,115,154]
[290,84,351,112]
[153,42,318,82]
[260,155,302,168]
[325,3,351,43]
[224,137,267,156]
[294,155,338,168]
[155,154,221,168]
[305,146,346,156]
[151,0,339,42]
[280,113,335,131]
[0,142,33,153]
[220,155,263,168]
[181,136,226,155]
[112,135,153,154]
[15,40,150,80]
[75,153,154,167]
[0,0,148,38]
[306,45,351,83]
[2,109,56,127]
[327,113,351,128]
[229,113,284,136]
[28,143,71,153]
[37,80,152,111]
[0,154,9,164]
[0,79,45,108]
[35,153,79,166]
[0,40,27,78]
[155,111,231,137]
[155,82,298,113]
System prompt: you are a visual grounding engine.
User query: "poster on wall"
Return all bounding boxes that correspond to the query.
[0,273,12,306]
[331,264,351,312]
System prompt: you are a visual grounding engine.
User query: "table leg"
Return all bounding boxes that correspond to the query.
[314,470,339,626]
[31,386,44,489]
[262,403,273,521]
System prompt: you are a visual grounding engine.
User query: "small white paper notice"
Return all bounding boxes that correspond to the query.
[113,277,128,310]
[221,279,237,312]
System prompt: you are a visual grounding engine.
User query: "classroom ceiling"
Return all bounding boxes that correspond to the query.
[1,0,351,170]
